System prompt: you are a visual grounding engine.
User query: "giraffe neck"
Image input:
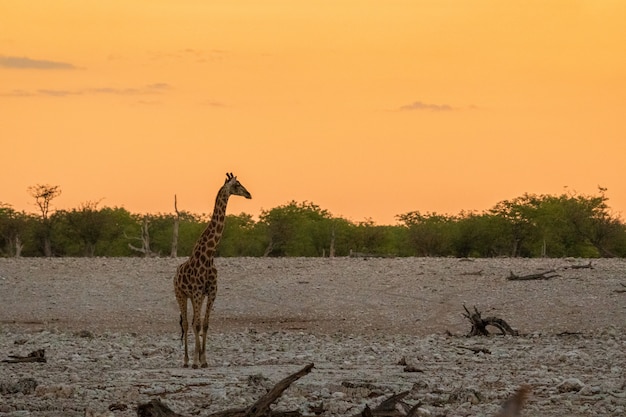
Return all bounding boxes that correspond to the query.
[191,185,230,260]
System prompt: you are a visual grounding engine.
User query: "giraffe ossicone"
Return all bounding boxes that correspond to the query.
[173,172,251,368]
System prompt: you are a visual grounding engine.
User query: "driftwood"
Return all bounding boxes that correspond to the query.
[138,363,531,417]
[615,283,626,294]
[137,363,314,417]
[507,269,559,281]
[1,349,46,363]
[460,269,483,276]
[463,305,519,336]
[567,261,593,269]
[455,345,491,355]
[356,385,529,417]
[358,391,422,417]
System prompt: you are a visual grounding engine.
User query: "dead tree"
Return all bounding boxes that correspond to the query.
[137,363,314,417]
[507,269,559,281]
[126,216,156,257]
[463,305,519,336]
[171,194,180,258]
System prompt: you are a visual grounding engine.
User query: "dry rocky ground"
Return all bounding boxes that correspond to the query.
[0,257,625,417]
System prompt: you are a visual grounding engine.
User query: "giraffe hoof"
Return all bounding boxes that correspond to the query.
[201,363,208,368]
[183,364,189,368]
[192,364,199,369]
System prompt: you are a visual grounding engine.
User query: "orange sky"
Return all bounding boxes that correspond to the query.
[2,1,625,224]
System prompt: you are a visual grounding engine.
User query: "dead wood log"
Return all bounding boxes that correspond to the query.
[137,363,314,417]
[557,331,583,336]
[455,345,491,354]
[463,305,519,336]
[356,391,422,417]
[567,261,593,269]
[2,349,46,363]
[460,270,483,276]
[243,362,313,417]
[360,392,409,417]
[402,365,424,373]
[507,269,559,281]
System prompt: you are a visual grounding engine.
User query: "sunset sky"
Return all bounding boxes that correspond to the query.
[2,1,625,224]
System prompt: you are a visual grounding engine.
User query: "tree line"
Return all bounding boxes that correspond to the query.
[1,185,625,258]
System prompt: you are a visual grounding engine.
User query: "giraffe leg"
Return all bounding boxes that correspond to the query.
[176,295,190,368]
[191,297,203,369]
[199,292,217,367]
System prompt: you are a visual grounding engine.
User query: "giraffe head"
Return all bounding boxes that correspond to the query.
[224,172,252,199]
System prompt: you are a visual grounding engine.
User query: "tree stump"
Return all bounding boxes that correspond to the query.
[463,305,519,336]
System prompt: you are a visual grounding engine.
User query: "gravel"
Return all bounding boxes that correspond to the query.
[0,257,625,416]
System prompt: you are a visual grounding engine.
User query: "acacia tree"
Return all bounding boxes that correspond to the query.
[27,184,62,256]
[397,211,457,256]
[259,201,334,256]
[65,200,110,256]
[218,213,267,256]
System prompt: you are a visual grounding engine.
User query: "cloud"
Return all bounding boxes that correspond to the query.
[1,83,172,97]
[38,89,82,97]
[149,48,227,63]
[200,99,226,107]
[398,101,455,112]
[146,83,171,90]
[0,55,77,70]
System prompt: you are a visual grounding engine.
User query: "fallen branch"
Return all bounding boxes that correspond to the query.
[507,269,559,281]
[463,305,519,336]
[137,363,314,417]
[1,349,46,363]
[455,345,491,355]
[615,283,626,294]
[567,261,593,270]
[402,365,424,373]
[460,270,483,276]
[357,391,422,417]
[243,363,314,417]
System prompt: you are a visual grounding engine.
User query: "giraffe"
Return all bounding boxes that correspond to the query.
[173,172,251,368]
